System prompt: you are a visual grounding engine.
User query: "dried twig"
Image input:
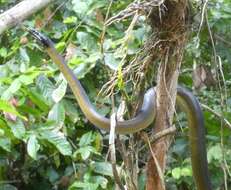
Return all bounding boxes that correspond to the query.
[106,0,165,26]
[109,113,125,190]
[141,132,165,189]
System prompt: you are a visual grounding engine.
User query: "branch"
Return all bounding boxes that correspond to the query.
[0,0,53,35]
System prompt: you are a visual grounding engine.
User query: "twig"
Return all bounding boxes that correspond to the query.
[141,132,165,189]
[196,0,208,38]
[109,113,125,190]
[201,104,231,130]
[0,180,21,184]
[214,34,231,48]
[42,1,66,28]
[139,126,176,151]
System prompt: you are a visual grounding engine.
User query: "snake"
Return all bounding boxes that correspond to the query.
[28,29,212,190]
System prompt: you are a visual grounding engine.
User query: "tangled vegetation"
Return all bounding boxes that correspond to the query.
[0,0,231,189]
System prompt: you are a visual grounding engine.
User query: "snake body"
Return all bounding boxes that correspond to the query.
[29,29,212,190]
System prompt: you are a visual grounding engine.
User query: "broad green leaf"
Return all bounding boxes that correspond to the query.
[91,162,114,177]
[79,132,93,146]
[46,168,59,183]
[1,72,40,100]
[76,32,98,51]
[63,100,79,123]
[40,129,72,156]
[52,80,67,103]
[1,79,21,100]
[0,128,4,136]
[27,135,40,160]
[171,168,181,179]
[36,75,55,104]
[0,100,26,120]
[24,88,50,112]
[207,144,223,163]
[72,0,93,16]
[91,176,108,189]
[7,119,26,140]
[74,146,97,160]
[19,48,30,64]
[181,167,192,177]
[0,47,7,58]
[0,137,11,152]
[48,103,65,127]
[55,42,66,52]
[104,53,120,70]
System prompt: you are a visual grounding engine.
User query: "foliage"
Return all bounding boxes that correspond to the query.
[0,0,231,189]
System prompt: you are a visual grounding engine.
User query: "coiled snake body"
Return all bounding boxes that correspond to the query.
[29,29,212,190]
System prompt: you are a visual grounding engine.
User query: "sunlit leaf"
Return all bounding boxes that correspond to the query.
[7,119,26,140]
[40,129,72,156]
[0,47,7,58]
[52,80,67,103]
[207,144,223,163]
[79,132,93,146]
[27,134,40,160]
[0,100,26,120]
[68,181,98,190]
[0,137,11,152]
[91,162,114,177]
[48,102,65,127]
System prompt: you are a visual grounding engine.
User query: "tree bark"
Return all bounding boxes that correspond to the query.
[0,0,53,35]
[146,0,189,189]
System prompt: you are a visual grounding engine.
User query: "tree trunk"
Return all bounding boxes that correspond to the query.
[146,0,189,189]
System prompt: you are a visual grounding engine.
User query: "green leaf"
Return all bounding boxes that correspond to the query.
[46,168,59,183]
[63,100,79,123]
[91,162,114,177]
[0,137,11,152]
[0,100,26,120]
[36,75,55,104]
[1,79,21,100]
[74,146,97,160]
[76,32,98,51]
[52,80,67,103]
[7,119,26,140]
[24,88,50,112]
[172,167,181,179]
[1,72,40,100]
[63,16,78,24]
[40,129,72,156]
[72,0,93,16]
[0,47,7,58]
[104,53,120,70]
[181,167,192,177]
[48,102,65,127]
[68,181,98,190]
[27,135,40,160]
[207,144,223,163]
[19,48,30,64]
[79,132,93,146]
[91,176,108,189]
[0,128,4,136]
